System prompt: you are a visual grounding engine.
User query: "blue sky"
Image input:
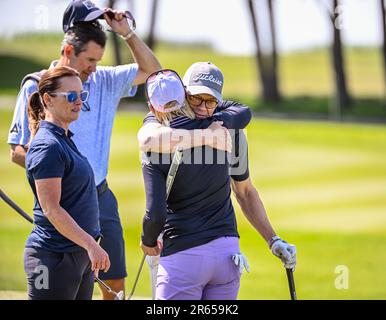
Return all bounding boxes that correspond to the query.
[0,0,383,55]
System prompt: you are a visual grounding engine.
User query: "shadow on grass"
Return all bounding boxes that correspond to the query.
[0,55,45,93]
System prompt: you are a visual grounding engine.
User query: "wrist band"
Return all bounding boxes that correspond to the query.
[120,29,135,40]
[269,235,281,249]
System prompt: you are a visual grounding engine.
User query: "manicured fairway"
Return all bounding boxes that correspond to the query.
[1,109,386,299]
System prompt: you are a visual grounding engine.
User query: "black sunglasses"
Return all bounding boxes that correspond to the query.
[186,94,218,110]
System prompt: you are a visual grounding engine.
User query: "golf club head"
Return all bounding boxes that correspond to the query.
[114,290,125,300]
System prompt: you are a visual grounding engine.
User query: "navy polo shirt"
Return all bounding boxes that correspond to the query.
[141,101,251,256]
[25,121,101,253]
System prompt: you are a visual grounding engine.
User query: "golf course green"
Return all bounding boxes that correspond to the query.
[1,108,385,299]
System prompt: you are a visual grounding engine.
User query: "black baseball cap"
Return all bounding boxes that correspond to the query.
[63,0,107,32]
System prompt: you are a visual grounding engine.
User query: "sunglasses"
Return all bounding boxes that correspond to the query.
[50,90,89,103]
[187,94,218,109]
[145,69,184,102]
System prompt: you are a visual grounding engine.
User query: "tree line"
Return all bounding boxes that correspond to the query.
[108,0,386,117]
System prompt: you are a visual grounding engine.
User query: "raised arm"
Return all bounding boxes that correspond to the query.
[104,11,161,86]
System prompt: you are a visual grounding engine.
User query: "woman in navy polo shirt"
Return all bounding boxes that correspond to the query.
[140,70,251,300]
[24,66,110,300]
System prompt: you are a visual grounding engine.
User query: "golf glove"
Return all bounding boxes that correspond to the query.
[232,253,250,274]
[270,238,297,271]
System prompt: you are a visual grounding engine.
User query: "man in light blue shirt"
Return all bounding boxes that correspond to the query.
[8,1,161,299]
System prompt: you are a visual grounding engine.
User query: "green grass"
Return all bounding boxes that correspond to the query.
[1,109,386,299]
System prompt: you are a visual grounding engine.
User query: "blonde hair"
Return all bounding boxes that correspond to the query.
[152,100,195,126]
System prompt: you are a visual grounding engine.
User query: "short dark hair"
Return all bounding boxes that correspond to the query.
[61,21,107,56]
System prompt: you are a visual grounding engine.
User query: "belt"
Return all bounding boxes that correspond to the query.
[97,179,108,196]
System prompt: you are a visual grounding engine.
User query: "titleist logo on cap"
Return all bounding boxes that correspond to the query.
[192,73,223,86]
[83,0,96,10]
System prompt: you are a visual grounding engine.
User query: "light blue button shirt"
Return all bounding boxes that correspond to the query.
[8,63,138,185]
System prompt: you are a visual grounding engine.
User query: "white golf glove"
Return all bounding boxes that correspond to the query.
[232,253,250,274]
[270,237,297,271]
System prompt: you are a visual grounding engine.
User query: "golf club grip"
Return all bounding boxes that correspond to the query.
[286,268,297,300]
[0,188,34,224]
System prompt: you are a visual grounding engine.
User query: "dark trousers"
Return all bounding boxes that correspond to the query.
[24,247,93,300]
[97,181,127,280]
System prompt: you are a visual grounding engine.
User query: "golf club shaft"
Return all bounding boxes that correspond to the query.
[0,188,34,223]
[127,254,146,299]
[95,276,118,295]
[286,268,297,300]
[1,188,116,297]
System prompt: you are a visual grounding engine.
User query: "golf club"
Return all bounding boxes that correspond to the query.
[0,188,33,223]
[127,147,183,300]
[127,254,146,300]
[94,277,124,301]
[286,268,297,300]
[0,187,121,300]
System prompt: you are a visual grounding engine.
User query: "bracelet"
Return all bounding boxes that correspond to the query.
[120,29,135,40]
[268,235,281,249]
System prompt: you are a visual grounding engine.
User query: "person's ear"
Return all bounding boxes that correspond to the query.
[63,44,75,59]
[42,92,53,108]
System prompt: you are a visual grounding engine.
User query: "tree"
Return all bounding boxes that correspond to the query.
[147,0,159,50]
[246,0,281,104]
[267,0,281,102]
[380,0,386,92]
[321,0,351,114]
[108,0,122,65]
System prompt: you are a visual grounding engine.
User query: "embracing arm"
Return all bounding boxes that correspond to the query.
[137,101,251,153]
[213,100,252,129]
[35,178,110,272]
[138,121,231,153]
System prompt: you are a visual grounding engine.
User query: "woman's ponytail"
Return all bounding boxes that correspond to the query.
[27,91,45,140]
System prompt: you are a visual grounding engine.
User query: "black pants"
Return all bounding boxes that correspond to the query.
[24,247,94,300]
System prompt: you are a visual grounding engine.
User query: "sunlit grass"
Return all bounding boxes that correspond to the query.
[1,109,386,299]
